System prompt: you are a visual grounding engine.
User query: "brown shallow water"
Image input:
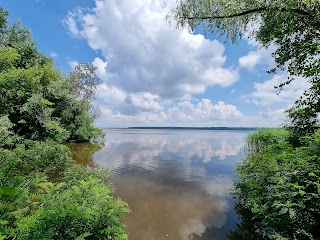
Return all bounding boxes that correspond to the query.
[67,129,251,240]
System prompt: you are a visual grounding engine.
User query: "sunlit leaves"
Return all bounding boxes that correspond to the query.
[16,177,129,240]
[0,48,20,71]
[0,140,129,239]
[233,129,320,239]
[70,63,100,101]
[0,187,15,196]
[0,17,102,142]
[0,5,127,240]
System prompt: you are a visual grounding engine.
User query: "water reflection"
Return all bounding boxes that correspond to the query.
[95,130,245,172]
[227,203,263,240]
[116,175,228,240]
[68,129,251,240]
[65,142,103,167]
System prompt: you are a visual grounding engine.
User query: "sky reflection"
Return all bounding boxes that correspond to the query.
[88,129,251,240]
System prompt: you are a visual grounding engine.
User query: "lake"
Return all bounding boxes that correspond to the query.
[67,129,252,240]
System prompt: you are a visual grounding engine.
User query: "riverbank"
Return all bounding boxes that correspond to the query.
[232,128,320,239]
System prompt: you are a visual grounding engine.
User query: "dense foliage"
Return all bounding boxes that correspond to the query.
[0,8,102,143]
[0,6,129,240]
[0,135,129,239]
[232,129,320,239]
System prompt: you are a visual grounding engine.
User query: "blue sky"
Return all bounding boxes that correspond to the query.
[2,0,306,127]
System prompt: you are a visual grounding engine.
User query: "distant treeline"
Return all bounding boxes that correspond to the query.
[128,127,257,131]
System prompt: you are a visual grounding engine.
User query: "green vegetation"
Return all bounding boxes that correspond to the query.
[233,129,320,239]
[0,10,103,143]
[169,1,320,239]
[0,6,129,240]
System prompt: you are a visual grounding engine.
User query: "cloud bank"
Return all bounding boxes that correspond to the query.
[64,0,307,127]
[64,0,245,127]
[65,0,239,98]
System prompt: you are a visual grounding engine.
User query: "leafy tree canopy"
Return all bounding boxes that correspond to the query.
[0,6,102,142]
[168,0,320,136]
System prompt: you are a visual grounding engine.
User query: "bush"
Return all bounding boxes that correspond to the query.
[246,128,290,152]
[16,173,129,240]
[233,129,320,239]
[0,141,73,184]
[0,143,129,239]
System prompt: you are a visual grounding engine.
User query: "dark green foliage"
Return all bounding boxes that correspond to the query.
[0,10,102,143]
[0,126,129,239]
[16,176,129,240]
[233,129,320,239]
[287,81,320,142]
[0,140,73,237]
[1,141,73,183]
[0,143,129,239]
[0,7,8,34]
[0,6,128,240]
[2,19,31,47]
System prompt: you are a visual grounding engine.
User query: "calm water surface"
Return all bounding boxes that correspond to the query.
[68,129,251,240]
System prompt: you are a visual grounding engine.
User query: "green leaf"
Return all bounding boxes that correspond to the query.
[289,209,296,219]
[75,232,92,240]
[0,186,16,196]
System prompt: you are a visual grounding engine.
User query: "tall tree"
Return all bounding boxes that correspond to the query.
[168,0,320,135]
[0,7,102,142]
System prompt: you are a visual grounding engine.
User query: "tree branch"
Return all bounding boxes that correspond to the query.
[184,7,317,22]
[184,7,268,20]
[182,6,320,30]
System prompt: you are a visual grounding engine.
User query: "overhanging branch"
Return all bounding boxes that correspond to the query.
[184,7,267,20]
[183,7,319,29]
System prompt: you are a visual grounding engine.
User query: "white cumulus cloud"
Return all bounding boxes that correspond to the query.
[238,19,276,72]
[50,51,58,58]
[94,96,243,127]
[242,75,310,126]
[245,75,308,108]
[239,47,274,72]
[64,0,239,99]
[64,0,304,128]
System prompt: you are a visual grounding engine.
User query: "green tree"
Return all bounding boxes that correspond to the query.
[0,7,7,40]
[168,2,320,239]
[0,6,128,239]
[0,115,14,148]
[0,6,102,142]
[70,63,100,101]
[168,0,320,135]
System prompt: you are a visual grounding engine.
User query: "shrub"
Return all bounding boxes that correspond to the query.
[233,129,320,239]
[0,141,129,239]
[16,177,129,240]
[246,128,290,153]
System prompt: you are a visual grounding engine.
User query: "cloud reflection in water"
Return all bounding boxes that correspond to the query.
[92,129,250,240]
